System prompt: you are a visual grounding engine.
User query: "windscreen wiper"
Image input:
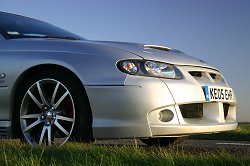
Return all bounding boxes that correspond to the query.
[40,36,81,40]
[7,35,81,40]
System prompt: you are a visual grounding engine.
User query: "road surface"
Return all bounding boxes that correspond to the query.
[95,139,250,155]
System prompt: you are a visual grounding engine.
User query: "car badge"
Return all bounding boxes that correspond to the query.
[0,73,6,79]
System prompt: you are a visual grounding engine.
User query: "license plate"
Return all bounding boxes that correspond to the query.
[202,85,233,102]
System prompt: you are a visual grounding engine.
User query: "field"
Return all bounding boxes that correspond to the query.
[0,124,249,166]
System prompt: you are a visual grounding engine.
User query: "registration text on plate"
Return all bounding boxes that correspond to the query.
[203,85,233,102]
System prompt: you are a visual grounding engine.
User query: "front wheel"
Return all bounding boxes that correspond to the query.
[14,70,93,146]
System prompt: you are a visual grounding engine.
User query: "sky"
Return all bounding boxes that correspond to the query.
[0,0,249,122]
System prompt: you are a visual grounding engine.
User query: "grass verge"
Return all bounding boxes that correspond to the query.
[190,123,250,141]
[0,141,249,166]
[0,124,249,165]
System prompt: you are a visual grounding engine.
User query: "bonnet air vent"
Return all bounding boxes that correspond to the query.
[144,45,171,52]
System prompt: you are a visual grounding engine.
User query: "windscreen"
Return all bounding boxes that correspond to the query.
[0,12,85,40]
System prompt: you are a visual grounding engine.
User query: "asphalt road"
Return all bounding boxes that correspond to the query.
[95,139,250,155]
[1,138,249,155]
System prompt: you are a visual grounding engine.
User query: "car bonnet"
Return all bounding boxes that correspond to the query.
[93,41,217,70]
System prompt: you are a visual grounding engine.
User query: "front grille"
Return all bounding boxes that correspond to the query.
[223,103,230,118]
[189,71,202,77]
[179,103,203,118]
[209,73,224,83]
[188,71,225,83]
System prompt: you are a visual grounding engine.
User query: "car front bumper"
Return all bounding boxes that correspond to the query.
[85,66,237,139]
[151,122,238,136]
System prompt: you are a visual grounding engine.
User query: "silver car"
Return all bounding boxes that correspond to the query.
[0,12,237,146]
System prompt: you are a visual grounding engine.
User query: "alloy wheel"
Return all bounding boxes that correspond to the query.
[20,79,75,146]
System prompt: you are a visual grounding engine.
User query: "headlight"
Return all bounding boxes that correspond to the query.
[118,60,183,79]
[144,61,176,78]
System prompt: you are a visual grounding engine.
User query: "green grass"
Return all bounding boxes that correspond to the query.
[0,124,249,165]
[190,123,250,141]
[0,141,249,166]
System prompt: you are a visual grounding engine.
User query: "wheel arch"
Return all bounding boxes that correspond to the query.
[10,64,93,138]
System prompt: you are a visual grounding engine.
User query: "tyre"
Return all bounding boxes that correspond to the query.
[13,69,93,146]
[140,137,186,146]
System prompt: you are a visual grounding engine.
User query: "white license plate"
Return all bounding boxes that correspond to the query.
[202,85,233,102]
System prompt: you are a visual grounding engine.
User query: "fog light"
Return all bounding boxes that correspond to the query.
[158,109,174,122]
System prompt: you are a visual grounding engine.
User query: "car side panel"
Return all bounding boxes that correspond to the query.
[0,44,140,126]
[0,51,22,120]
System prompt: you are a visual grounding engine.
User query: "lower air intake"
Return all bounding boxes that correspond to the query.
[179,103,203,118]
[0,127,7,137]
[223,103,230,118]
